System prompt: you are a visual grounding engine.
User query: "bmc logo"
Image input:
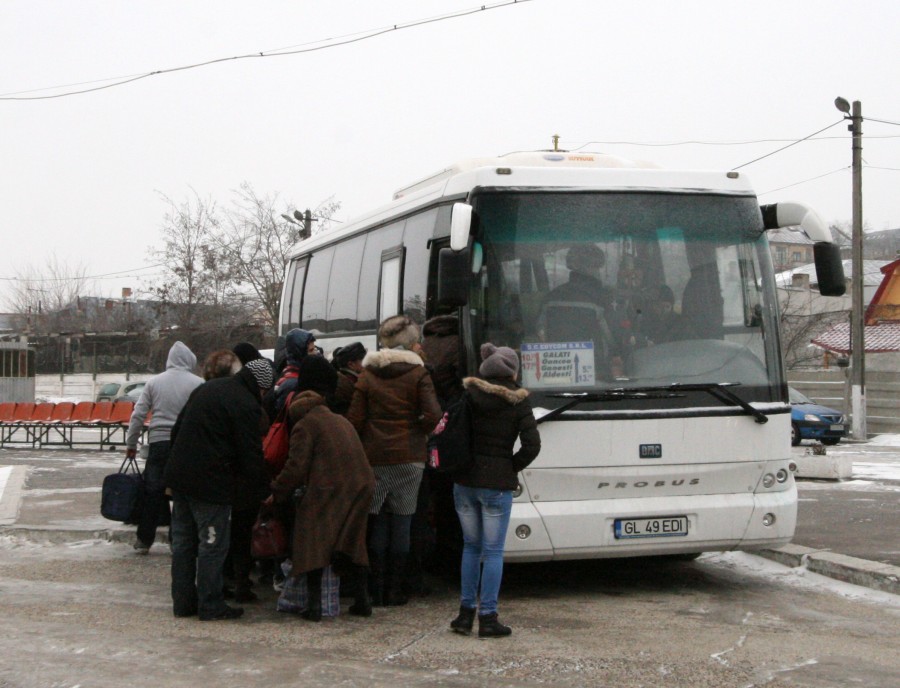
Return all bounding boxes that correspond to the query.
[639,444,662,459]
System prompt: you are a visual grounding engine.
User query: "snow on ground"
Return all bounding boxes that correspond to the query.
[700,551,900,610]
[867,433,900,447]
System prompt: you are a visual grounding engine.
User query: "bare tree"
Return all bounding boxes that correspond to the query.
[213,183,341,330]
[3,254,96,333]
[778,284,848,369]
[149,191,245,334]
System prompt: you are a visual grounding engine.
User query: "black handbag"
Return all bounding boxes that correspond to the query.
[100,455,144,524]
[427,393,475,475]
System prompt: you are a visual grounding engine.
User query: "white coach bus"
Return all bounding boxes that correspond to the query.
[279,151,845,561]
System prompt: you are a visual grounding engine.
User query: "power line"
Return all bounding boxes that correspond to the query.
[866,116,900,127]
[0,1,530,101]
[0,263,167,283]
[568,134,900,150]
[730,120,845,171]
[758,167,850,196]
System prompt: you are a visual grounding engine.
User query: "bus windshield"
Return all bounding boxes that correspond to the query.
[468,190,782,407]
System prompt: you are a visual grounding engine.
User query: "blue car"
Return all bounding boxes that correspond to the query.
[789,387,847,446]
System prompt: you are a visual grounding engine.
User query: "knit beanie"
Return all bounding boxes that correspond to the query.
[378,315,420,350]
[244,358,274,391]
[479,343,520,379]
[297,355,338,397]
[232,342,264,365]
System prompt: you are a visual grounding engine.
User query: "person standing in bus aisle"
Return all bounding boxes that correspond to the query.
[449,344,540,638]
[265,328,318,421]
[641,284,679,346]
[347,315,442,607]
[269,355,376,620]
[124,341,204,555]
[329,342,367,416]
[536,244,624,379]
[164,358,273,621]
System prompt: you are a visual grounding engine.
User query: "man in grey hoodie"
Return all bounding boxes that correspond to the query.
[125,341,204,553]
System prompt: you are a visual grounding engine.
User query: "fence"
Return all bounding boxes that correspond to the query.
[788,369,900,437]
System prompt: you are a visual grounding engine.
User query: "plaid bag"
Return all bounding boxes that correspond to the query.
[276,561,341,617]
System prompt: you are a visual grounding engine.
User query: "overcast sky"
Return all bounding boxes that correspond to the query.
[2,0,898,306]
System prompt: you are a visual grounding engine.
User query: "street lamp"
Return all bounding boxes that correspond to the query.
[835,96,865,439]
[280,209,314,240]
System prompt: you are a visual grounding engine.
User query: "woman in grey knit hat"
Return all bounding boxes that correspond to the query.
[449,343,541,638]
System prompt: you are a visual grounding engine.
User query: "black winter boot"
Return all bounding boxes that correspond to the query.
[478,612,512,638]
[385,552,409,606]
[302,568,323,622]
[450,605,476,635]
[368,549,386,607]
[348,565,372,617]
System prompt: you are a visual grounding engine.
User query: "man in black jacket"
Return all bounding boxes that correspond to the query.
[164,360,273,621]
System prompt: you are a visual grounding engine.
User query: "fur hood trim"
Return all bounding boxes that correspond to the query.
[463,376,529,404]
[363,348,424,369]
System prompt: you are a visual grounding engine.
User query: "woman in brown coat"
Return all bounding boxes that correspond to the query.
[271,355,376,620]
[347,315,442,606]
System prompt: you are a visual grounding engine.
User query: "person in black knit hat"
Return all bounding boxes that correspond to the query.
[269,355,376,620]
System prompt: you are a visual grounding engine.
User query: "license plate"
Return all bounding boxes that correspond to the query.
[830,424,844,431]
[614,516,688,539]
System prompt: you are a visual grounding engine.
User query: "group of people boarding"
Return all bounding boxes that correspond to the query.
[124,313,540,638]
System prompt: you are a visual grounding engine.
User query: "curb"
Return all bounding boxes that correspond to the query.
[0,525,136,545]
[3,527,897,597]
[756,544,900,595]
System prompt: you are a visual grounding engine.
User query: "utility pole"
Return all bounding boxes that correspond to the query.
[835,97,866,439]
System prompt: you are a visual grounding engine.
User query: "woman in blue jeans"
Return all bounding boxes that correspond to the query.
[451,344,541,638]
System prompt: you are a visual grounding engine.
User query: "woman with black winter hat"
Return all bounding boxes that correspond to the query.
[330,341,367,416]
[448,343,540,638]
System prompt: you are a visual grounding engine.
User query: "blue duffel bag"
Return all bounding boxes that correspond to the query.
[101,455,144,524]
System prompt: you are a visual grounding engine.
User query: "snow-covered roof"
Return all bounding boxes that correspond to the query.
[810,321,900,354]
[775,259,887,289]
[767,227,816,245]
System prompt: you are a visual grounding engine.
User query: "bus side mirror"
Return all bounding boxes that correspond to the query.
[449,203,473,251]
[438,247,470,307]
[813,243,846,296]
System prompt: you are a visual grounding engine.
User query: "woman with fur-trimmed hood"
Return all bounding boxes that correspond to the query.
[347,314,441,606]
[448,343,540,640]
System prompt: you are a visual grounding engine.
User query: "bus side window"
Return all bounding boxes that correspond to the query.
[301,247,336,334]
[357,221,404,331]
[402,208,438,324]
[282,258,308,334]
[327,235,366,333]
[379,247,404,323]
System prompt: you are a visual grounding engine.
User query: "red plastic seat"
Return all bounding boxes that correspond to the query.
[25,402,55,423]
[87,401,114,424]
[47,402,76,423]
[62,401,95,424]
[105,401,135,425]
[11,403,35,423]
[0,403,16,422]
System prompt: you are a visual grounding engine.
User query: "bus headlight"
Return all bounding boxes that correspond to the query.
[515,525,531,539]
[762,513,776,527]
[512,482,523,499]
[776,469,789,483]
[788,461,798,473]
[762,473,776,488]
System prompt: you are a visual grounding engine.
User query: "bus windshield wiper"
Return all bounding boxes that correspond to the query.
[541,382,768,425]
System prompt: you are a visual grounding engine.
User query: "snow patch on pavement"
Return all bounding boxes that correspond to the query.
[701,552,900,609]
